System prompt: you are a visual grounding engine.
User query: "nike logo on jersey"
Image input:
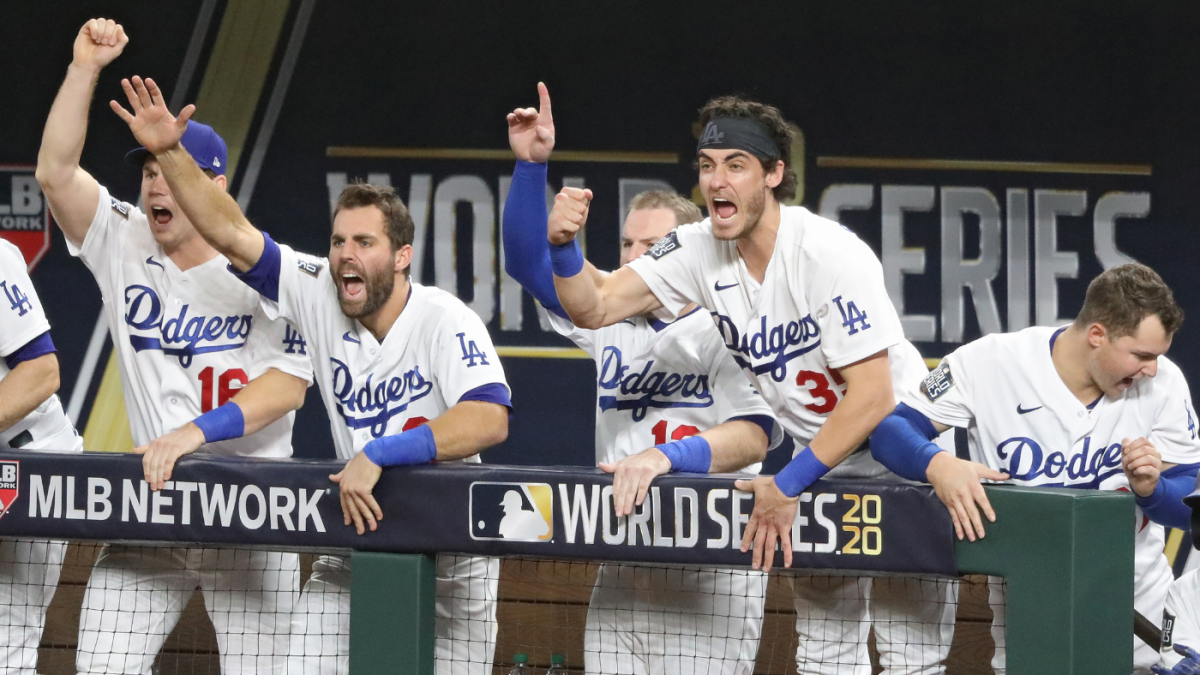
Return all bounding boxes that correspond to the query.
[1016,404,1042,415]
[330,358,434,438]
[714,281,739,292]
[123,285,251,367]
[596,346,714,421]
[146,257,164,270]
[343,332,360,344]
[713,312,822,382]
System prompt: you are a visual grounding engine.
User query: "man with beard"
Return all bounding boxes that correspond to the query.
[546,94,1003,674]
[504,84,779,674]
[36,19,313,674]
[111,76,511,675]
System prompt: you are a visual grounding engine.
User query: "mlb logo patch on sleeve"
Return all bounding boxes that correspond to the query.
[110,198,130,218]
[920,361,955,402]
[647,230,681,260]
[296,255,324,278]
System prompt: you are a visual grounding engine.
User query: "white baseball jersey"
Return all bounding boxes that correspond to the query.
[546,307,781,472]
[1162,568,1200,667]
[903,325,1200,668]
[0,240,79,451]
[67,185,311,455]
[625,205,924,450]
[238,235,511,460]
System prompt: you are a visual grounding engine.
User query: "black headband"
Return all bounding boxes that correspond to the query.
[696,117,781,162]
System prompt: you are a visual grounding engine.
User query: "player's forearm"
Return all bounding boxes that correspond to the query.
[156,145,265,271]
[701,419,769,473]
[502,161,567,317]
[555,266,656,329]
[869,403,951,482]
[36,64,99,189]
[0,355,59,434]
[810,381,895,467]
[426,401,509,460]
[226,368,307,436]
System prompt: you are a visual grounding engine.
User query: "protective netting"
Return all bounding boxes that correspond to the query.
[1,540,1004,674]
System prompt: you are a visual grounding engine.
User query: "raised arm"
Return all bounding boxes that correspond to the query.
[110,76,264,271]
[135,368,309,491]
[36,19,129,247]
[549,188,662,328]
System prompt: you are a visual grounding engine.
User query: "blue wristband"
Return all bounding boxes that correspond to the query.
[656,435,712,474]
[362,424,437,467]
[549,240,584,278]
[192,403,245,444]
[773,446,831,498]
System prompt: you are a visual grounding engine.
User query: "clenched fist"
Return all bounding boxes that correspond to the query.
[548,187,592,246]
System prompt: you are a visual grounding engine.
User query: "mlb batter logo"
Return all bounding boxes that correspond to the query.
[469,482,553,542]
[0,461,19,520]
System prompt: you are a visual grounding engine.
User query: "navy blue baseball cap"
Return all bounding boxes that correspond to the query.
[124,120,228,176]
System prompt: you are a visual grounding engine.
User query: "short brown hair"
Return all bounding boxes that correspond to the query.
[1074,263,1184,338]
[628,190,703,226]
[333,182,415,254]
[696,95,798,202]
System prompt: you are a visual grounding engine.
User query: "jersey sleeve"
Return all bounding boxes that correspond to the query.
[1149,359,1200,465]
[232,233,328,335]
[242,306,315,385]
[900,348,976,429]
[810,237,905,369]
[624,225,708,317]
[541,299,599,356]
[708,339,784,450]
[65,184,134,280]
[0,244,51,358]
[430,302,512,407]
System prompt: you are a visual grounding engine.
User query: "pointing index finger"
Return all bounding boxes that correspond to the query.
[537,82,553,124]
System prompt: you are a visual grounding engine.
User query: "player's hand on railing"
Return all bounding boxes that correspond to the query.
[1122,437,1162,498]
[925,452,1008,542]
[73,18,128,73]
[110,76,194,156]
[734,476,799,573]
[600,448,672,517]
[134,423,206,491]
[507,82,555,163]
[329,453,384,535]
[1150,643,1200,674]
[548,187,592,246]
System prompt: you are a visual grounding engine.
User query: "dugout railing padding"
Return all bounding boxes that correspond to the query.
[0,451,1134,674]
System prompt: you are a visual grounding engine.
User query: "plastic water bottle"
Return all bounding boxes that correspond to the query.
[507,653,529,674]
[546,653,566,674]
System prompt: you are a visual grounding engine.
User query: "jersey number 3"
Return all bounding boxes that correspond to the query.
[198,367,248,413]
[797,367,846,414]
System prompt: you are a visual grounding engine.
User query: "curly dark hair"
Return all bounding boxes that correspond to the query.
[696,95,798,202]
[1074,263,1184,338]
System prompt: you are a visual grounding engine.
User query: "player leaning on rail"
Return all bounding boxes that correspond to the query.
[545,93,1005,674]
[503,83,780,675]
[869,263,1200,672]
[110,75,511,675]
[36,19,313,674]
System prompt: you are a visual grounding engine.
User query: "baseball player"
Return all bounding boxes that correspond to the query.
[1161,565,1200,672]
[504,84,780,674]
[869,263,1199,672]
[546,95,982,673]
[110,76,512,675]
[36,19,313,674]
[0,238,83,674]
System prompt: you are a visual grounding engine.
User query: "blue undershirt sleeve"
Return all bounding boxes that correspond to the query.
[501,160,567,319]
[229,232,282,302]
[4,331,56,370]
[869,402,947,482]
[1137,463,1200,531]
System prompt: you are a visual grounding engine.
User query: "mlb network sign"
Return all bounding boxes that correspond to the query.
[0,167,51,270]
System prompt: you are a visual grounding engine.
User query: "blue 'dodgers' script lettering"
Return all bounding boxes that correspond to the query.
[596,347,713,422]
[712,312,821,382]
[330,357,434,438]
[123,285,252,367]
[996,435,1124,487]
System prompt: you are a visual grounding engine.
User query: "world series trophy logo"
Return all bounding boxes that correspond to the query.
[0,461,19,520]
[469,482,553,542]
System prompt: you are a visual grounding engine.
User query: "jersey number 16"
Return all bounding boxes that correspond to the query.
[198,367,248,412]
